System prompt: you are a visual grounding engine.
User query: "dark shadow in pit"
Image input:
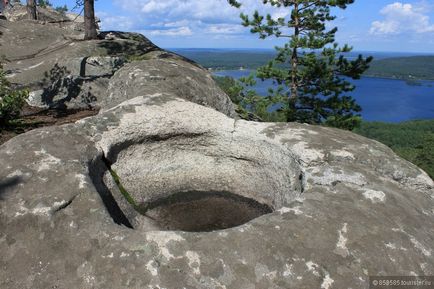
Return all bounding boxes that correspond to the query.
[88,156,133,229]
[144,191,273,232]
[0,176,22,200]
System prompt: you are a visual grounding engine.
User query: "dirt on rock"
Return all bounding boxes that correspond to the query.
[0,105,99,145]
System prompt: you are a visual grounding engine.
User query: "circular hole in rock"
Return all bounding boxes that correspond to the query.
[143,191,273,232]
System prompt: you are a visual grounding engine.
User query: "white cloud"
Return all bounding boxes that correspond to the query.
[157,20,193,28]
[370,2,434,35]
[98,12,135,31]
[147,26,193,36]
[141,1,173,14]
[113,0,241,23]
[108,0,289,37]
[206,24,245,34]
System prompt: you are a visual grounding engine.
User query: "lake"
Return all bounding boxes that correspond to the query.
[214,70,434,123]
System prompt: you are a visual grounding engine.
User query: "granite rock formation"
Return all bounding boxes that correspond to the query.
[0,10,235,116]
[1,94,433,289]
[0,5,433,289]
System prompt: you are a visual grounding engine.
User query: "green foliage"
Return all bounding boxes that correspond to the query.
[55,5,68,15]
[213,76,243,104]
[108,168,149,215]
[174,49,276,70]
[366,56,434,81]
[228,0,373,130]
[37,0,52,8]
[213,75,256,120]
[175,49,434,82]
[126,53,154,63]
[108,168,138,208]
[0,66,28,127]
[36,0,68,15]
[414,135,434,178]
[214,75,287,121]
[354,120,434,179]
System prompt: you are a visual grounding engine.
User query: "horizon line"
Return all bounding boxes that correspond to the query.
[165,47,434,54]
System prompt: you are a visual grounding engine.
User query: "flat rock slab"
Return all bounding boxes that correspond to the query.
[1,95,433,289]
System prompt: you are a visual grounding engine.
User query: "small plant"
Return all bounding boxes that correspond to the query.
[0,65,29,127]
[107,167,150,215]
[126,53,153,63]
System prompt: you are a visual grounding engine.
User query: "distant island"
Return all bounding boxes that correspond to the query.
[172,49,434,81]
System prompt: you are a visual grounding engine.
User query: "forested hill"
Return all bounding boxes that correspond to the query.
[172,49,434,81]
[172,49,275,70]
[365,56,434,81]
[354,120,434,179]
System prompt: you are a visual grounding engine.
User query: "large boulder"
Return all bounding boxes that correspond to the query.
[1,95,433,289]
[0,18,236,116]
[101,50,236,116]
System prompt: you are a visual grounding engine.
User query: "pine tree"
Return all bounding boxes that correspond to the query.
[228,0,373,130]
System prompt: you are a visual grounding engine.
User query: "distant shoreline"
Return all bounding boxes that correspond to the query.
[212,68,434,83]
[172,49,434,82]
[169,48,434,55]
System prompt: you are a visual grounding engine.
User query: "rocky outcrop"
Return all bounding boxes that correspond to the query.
[0,15,236,116]
[0,18,155,109]
[1,5,433,288]
[3,1,67,22]
[3,1,90,31]
[1,95,433,289]
[101,51,236,116]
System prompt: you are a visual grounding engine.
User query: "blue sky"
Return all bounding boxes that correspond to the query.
[47,0,434,52]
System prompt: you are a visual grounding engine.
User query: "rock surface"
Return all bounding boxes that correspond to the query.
[101,50,236,116]
[1,94,433,289]
[0,15,236,116]
[3,1,69,23]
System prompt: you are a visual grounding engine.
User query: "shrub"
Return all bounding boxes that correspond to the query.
[55,5,68,15]
[0,66,28,126]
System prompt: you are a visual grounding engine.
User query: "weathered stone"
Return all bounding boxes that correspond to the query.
[0,19,236,115]
[101,51,236,117]
[2,2,56,22]
[2,1,92,33]
[0,19,158,109]
[1,95,433,289]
